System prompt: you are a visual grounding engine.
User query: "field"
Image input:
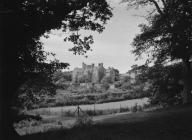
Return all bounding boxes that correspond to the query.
[15,98,151,135]
[22,104,192,140]
[32,97,149,115]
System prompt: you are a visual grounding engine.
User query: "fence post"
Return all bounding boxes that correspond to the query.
[77,105,80,118]
[61,107,63,117]
[94,103,96,116]
[49,107,51,115]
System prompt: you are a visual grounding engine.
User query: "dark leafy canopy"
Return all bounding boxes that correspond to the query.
[5,0,112,55]
[2,0,113,109]
[126,0,192,64]
[1,0,112,137]
[134,63,183,105]
[2,0,112,84]
[123,0,192,103]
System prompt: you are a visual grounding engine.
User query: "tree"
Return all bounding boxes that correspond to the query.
[123,0,192,103]
[52,70,72,88]
[16,72,58,110]
[136,63,183,105]
[0,0,112,139]
[113,68,120,81]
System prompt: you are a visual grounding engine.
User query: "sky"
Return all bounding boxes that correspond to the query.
[41,0,148,74]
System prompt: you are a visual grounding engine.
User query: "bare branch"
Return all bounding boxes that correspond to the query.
[161,0,166,7]
[149,0,163,15]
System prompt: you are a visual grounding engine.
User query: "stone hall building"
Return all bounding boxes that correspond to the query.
[72,63,117,83]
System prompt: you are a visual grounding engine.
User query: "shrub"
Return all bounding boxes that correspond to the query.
[14,119,41,129]
[74,114,93,127]
[85,110,105,116]
[130,103,138,112]
[114,81,122,88]
[120,107,130,113]
[101,83,110,91]
[121,82,132,90]
[137,105,143,112]
[130,103,144,113]
[85,110,96,116]
[64,110,75,117]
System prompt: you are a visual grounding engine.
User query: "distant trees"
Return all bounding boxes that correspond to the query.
[122,75,132,83]
[52,71,72,82]
[113,68,120,81]
[51,70,72,90]
[124,0,192,103]
[101,76,113,84]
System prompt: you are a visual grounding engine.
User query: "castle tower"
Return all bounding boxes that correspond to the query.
[72,62,107,83]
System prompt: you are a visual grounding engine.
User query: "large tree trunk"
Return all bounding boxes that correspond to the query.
[1,8,21,140]
[0,9,3,140]
[181,58,192,104]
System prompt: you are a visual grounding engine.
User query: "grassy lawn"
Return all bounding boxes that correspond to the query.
[22,104,192,140]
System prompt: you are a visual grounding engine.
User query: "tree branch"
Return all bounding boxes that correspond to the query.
[161,0,166,8]
[149,0,163,15]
